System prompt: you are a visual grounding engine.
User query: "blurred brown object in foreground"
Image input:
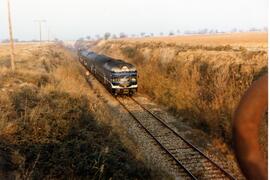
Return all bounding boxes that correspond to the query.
[233,74,268,180]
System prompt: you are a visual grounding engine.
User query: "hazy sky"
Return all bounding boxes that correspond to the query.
[0,0,268,41]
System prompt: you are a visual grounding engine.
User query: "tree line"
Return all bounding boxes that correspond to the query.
[79,26,268,41]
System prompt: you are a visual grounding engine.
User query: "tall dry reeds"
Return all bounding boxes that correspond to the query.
[93,40,268,145]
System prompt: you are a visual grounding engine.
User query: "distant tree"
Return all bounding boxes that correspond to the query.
[230,28,238,33]
[208,29,214,34]
[150,33,154,37]
[77,37,84,42]
[197,28,208,34]
[212,29,219,34]
[2,38,19,43]
[104,32,111,40]
[2,39,9,43]
[169,31,174,36]
[112,34,118,39]
[119,32,127,38]
[86,36,91,40]
[249,27,259,32]
[263,26,268,32]
[159,32,164,36]
[140,32,145,37]
[176,29,181,34]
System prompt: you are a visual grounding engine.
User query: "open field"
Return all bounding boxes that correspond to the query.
[0,44,161,179]
[119,32,268,49]
[91,32,268,156]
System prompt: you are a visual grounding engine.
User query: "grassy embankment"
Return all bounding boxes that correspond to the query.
[92,32,268,152]
[0,44,158,179]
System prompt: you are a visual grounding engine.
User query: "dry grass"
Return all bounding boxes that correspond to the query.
[0,44,157,179]
[118,32,268,49]
[92,32,268,151]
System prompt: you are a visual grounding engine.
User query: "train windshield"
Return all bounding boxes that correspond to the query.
[111,72,137,84]
[111,71,137,77]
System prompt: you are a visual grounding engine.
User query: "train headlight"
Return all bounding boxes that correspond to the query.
[112,78,118,82]
[131,78,137,82]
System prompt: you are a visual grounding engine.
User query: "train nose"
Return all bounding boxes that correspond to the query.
[119,77,131,87]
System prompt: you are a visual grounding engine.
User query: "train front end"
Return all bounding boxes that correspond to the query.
[106,62,138,95]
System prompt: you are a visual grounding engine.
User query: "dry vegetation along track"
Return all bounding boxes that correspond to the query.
[78,57,237,179]
[116,96,236,180]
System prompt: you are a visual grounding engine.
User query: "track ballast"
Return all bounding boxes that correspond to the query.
[79,57,237,179]
[116,96,236,180]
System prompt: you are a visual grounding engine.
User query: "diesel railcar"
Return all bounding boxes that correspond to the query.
[78,50,138,95]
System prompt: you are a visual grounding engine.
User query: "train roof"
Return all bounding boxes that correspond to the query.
[80,50,136,72]
[104,59,136,72]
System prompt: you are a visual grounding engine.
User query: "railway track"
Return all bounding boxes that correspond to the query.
[116,96,236,180]
[79,58,238,179]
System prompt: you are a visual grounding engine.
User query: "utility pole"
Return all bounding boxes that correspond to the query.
[34,20,46,45]
[7,0,15,71]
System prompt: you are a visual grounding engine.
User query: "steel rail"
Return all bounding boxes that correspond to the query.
[79,58,235,179]
[116,97,197,180]
[130,97,236,180]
